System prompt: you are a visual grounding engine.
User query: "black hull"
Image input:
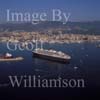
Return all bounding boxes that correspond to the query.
[33,52,70,63]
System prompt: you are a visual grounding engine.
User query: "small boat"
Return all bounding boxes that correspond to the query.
[0,53,24,62]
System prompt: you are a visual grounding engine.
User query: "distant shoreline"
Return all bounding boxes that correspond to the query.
[0,32,100,44]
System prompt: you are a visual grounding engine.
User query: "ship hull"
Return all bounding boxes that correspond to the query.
[0,57,24,62]
[33,52,70,63]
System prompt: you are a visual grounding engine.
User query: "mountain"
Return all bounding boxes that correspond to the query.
[0,21,100,34]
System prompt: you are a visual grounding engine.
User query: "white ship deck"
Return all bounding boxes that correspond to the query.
[33,48,71,60]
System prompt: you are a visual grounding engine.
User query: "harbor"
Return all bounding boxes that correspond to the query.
[0,42,100,88]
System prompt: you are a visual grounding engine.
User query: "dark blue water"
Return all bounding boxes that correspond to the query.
[0,42,100,88]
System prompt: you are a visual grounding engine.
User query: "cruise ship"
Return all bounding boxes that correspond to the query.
[32,41,71,63]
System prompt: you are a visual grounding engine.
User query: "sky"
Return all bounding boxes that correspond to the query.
[0,0,100,22]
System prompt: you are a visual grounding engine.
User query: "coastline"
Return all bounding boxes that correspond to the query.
[0,32,100,44]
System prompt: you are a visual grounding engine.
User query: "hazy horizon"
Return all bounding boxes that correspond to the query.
[0,0,100,22]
